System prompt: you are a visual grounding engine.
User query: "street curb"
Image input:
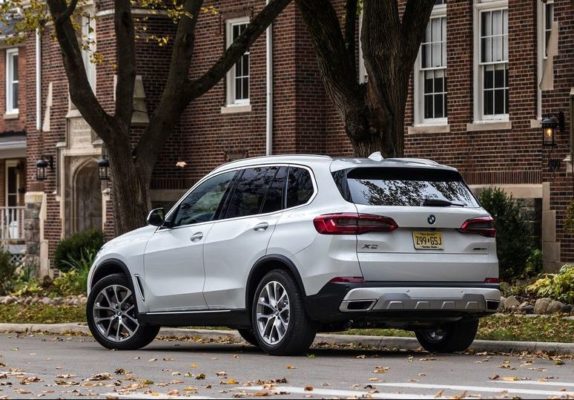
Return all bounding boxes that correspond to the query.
[1,323,573,354]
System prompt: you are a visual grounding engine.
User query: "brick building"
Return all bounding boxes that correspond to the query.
[0,18,27,263]
[3,0,572,274]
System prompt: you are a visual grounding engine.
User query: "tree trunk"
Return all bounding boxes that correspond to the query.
[106,140,152,235]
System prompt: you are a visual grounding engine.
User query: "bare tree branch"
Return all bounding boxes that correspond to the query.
[185,0,293,99]
[344,0,358,74]
[57,0,79,23]
[47,0,114,142]
[114,0,137,130]
[400,0,435,70]
[135,0,204,170]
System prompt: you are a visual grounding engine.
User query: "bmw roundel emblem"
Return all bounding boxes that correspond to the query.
[427,215,436,225]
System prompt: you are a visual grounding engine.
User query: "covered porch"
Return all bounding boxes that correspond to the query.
[0,131,26,264]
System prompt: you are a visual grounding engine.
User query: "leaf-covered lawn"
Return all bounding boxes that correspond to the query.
[345,314,574,343]
[1,304,573,343]
[0,304,85,324]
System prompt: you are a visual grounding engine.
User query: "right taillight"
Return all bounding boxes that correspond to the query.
[313,213,398,235]
[459,216,496,238]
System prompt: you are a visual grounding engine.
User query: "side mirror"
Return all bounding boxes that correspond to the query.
[147,208,165,227]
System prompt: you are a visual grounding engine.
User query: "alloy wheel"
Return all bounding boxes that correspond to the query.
[256,281,290,345]
[92,284,139,343]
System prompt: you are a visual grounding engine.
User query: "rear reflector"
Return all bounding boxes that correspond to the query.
[314,213,398,235]
[459,216,496,238]
[329,277,365,284]
[484,277,499,284]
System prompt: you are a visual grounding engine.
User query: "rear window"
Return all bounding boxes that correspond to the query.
[334,167,479,207]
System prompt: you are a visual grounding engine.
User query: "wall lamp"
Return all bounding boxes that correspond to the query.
[35,155,54,181]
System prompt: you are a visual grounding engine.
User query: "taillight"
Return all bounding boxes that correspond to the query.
[313,213,398,235]
[459,216,496,237]
[484,277,499,284]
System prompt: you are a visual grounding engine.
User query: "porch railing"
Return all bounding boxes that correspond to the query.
[0,207,25,242]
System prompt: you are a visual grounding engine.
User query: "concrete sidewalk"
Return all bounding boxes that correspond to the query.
[1,322,573,354]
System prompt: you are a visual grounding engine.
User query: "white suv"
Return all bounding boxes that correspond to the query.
[87,154,500,356]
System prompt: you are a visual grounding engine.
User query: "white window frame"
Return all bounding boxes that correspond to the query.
[225,17,250,107]
[473,0,509,123]
[536,0,553,120]
[5,48,19,115]
[413,3,447,126]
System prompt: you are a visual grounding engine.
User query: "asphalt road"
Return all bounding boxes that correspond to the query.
[0,333,573,399]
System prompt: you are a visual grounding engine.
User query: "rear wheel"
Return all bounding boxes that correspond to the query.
[87,273,160,350]
[237,329,259,347]
[415,319,479,353]
[251,269,316,356]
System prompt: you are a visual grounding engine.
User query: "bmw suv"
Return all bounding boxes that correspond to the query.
[86,154,500,356]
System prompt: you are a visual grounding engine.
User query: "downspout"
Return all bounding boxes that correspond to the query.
[265,0,273,156]
[35,28,41,132]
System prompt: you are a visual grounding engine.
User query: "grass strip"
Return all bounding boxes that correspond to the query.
[1,304,573,343]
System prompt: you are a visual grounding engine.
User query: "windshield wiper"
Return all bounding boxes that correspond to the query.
[422,198,465,207]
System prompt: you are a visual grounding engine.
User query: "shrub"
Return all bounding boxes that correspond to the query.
[10,262,43,297]
[52,248,95,296]
[0,248,16,295]
[478,187,534,282]
[527,266,574,304]
[54,230,104,272]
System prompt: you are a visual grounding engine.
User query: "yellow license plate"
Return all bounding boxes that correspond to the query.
[412,231,443,250]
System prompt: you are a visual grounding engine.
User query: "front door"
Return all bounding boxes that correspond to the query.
[203,166,287,310]
[143,171,236,312]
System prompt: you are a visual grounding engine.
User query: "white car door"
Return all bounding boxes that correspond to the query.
[143,171,237,312]
[203,166,287,310]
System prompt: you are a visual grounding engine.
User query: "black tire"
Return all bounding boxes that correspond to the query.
[251,269,316,356]
[415,319,479,353]
[237,329,259,347]
[87,273,160,350]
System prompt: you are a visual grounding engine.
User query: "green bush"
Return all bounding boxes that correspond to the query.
[54,229,104,272]
[478,187,534,282]
[527,266,574,304]
[52,248,95,296]
[0,248,16,295]
[9,262,43,297]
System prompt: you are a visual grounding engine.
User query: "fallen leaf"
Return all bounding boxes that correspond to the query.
[148,358,157,363]
[20,376,41,385]
[86,373,112,382]
[114,369,126,375]
[223,378,239,385]
[195,373,206,380]
[434,389,444,398]
[167,389,180,396]
[304,385,313,391]
[373,366,390,374]
[489,374,500,381]
[286,365,296,370]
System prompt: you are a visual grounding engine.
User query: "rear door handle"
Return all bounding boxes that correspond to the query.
[190,232,203,242]
[253,222,269,232]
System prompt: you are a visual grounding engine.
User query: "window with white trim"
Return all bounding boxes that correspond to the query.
[474,1,508,122]
[414,3,447,125]
[537,0,553,119]
[226,17,250,106]
[5,48,19,114]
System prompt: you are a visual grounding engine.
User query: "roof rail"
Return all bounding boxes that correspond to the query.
[387,158,439,166]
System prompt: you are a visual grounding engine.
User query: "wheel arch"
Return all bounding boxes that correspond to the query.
[246,255,306,312]
[90,259,131,289]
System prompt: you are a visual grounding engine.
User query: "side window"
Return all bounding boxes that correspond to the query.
[172,171,236,227]
[261,167,288,214]
[286,167,314,208]
[225,167,277,219]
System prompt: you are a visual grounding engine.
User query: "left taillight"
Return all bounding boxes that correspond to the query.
[313,213,398,235]
[459,216,496,238]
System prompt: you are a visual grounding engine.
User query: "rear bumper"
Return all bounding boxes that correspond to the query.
[305,282,501,325]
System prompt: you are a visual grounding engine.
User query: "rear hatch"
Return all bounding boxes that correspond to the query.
[331,166,498,282]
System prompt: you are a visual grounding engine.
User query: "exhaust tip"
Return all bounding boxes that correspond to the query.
[345,300,376,311]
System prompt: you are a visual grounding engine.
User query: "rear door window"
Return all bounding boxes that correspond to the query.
[224,167,278,218]
[286,167,314,208]
[338,167,479,207]
[261,166,288,213]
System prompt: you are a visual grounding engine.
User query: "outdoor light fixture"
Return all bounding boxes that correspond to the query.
[35,155,54,181]
[97,156,110,181]
[542,112,565,147]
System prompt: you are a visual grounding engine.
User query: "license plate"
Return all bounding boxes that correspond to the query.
[412,231,443,250]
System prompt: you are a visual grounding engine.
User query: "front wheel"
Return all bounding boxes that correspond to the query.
[251,270,316,356]
[415,319,479,353]
[87,273,160,350]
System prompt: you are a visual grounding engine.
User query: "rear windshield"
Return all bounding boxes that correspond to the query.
[333,167,479,207]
